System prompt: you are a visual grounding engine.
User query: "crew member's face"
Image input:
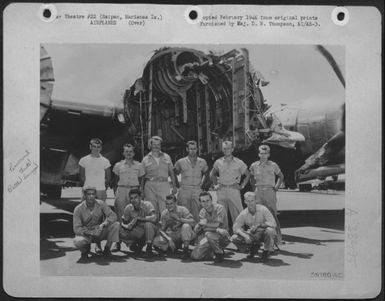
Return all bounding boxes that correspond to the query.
[244,196,257,211]
[199,195,213,210]
[258,150,270,161]
[151,140,161,152]
[222,144,233,156]
[130,193,141,209]
[123,146,134,160]
[84,189,96,206]
[90,143,102,155]
[187,144,198,157]
[165,198,177,212]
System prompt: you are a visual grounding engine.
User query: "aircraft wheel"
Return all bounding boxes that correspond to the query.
[298,184,312,192]
[45,185,62,198]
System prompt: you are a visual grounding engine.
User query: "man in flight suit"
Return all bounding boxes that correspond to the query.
[119,188,158,257]
[153,194,195,259]
[142,136,177,216]
[174,140,208,222]
[191,192,231,263]
[210,141,250,230]
[249,144,284,244]
[111,143,145,252]
[231,191,277,262]
[73,186,120,263]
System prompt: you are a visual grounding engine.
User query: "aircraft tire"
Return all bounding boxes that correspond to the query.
[45,185,62,198]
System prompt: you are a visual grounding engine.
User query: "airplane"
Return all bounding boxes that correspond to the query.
[40,44,343,197]
[265,45,345,190]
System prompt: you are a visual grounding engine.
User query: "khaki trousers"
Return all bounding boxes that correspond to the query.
[231,227,277,252]
[119,222,157,245]
[73,221,120,253]
[191,231,230,260]
[217,187,243,229]
[177,186,202,222]
[153,223,195,251]
[144,181,170,215]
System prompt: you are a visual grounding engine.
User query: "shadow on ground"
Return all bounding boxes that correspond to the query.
[279,210,345,231]
[40,198,345,262]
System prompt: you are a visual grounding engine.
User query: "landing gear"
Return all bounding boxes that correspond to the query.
[42,185,62,198]
[298,183,312,192]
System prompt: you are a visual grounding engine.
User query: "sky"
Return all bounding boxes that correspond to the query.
[43,43,345,110]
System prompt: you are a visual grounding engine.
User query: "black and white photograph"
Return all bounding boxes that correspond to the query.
[3,3,381,298]
[40,43,345,279]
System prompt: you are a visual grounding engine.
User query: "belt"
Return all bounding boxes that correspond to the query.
[219,183,239,189]
[146,176,168,182]
[118,185,139,188]
[180,184,201,188]
[256,186,274,191]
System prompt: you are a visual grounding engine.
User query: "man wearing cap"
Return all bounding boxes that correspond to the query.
[79,138,111,202]
[249,144,284,243]
[142,136,178,216]
[191,192,231,263]
[174,140,208,222]
[73,186,120,263]
[231,191,277,262]
[153,194,196,259]
[111,143,145,252]
[119,188,158,257]
[210,141,250,230]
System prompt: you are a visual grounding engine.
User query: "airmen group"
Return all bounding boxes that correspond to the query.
[73,136,284,264]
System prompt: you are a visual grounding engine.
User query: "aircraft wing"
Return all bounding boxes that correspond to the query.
[40,46,130,195]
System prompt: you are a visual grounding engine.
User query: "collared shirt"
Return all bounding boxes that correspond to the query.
[123,200,155,222]
[142,151,173,179]
[160,205,194,231]
[73,200,117,236]
[213,156,247,185]
[233,204,276,233]
[198,203,227,230]
[113,160,144,186]
[175,156,208,186]
[79,154,111,190]
[249,160,281,187]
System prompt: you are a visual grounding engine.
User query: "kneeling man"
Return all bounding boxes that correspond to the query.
[191,192,231,263]
[231,191,277,262]
[73,186,120,263]
[153,194,195,259]
[119,188,157,257]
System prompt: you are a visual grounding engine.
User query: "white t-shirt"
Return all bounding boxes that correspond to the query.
[78,154,111,190]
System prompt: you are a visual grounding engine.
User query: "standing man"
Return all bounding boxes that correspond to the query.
[142,136,178,216]
[112,143,145,252]
[231,192,277,262]
[249,144,284,244]
[153,194,195,259]
[174,140,208,222]
[210,141,250,230]
[73,186,120,263]
[79,138,111,202]
[191,192,231,263]
[119,188,158,257]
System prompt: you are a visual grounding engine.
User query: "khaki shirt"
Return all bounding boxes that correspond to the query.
[213,156,247,185]
[160,205,194,232]
[73,200,117,236]
[113,160,144,186]
[198,203,227,230]
[123,200,155,222]
[142,152,173,179]
[250,160,281,187]
[175,156,208,186]
[233,205,276,233]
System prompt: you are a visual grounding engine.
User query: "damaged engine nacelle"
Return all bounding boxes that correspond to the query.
[123,47,282,160]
